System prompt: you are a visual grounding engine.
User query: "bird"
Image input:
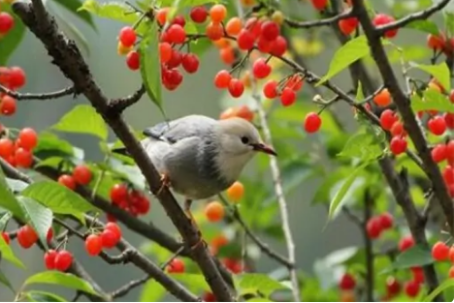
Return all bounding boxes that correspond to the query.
[112,114,277,227]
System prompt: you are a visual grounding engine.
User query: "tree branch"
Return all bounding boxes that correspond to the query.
[363,191,374,302]
[284,9,353,29]
[351,0,454,236]
[108,84,145,114]
[12,1,234,300]
[0,84,75,100]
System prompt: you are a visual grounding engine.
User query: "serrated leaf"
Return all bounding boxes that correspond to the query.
[337,130,383,161]
[235,273,290,297]
[51,0,96,29]
[0,231,25,268]
[410,62,451,92]
[17,196,53,249]
[139,23,163,111]
[22,180,97,220]
[411,90,454,112]
[24,272,99,296]
[0,3,26,65]
[0,167,24,218]
[382,245,433,273]
[405,20,440,35]
[328,161,370,220]
[317,36,370,85]
[25,290,67,302]
[51,105,108,140]
[422,279,454,302]
[444,11,454,37]
[79,0,137,23]
[0,269,14,293]
[139,279,166,302]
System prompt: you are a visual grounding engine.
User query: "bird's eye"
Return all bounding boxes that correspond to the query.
[241,136,249,144]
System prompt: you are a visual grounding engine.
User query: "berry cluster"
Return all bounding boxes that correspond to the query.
[57,164,93,190]
[109,183,151,218]
[365,212,394,239]
[44,249,73,272]
[427,33,454,55]
[84,222,122,256]
[0,66,26,116]
[16,224,53,249]
[0,127,38,168]
[166,258,185,273]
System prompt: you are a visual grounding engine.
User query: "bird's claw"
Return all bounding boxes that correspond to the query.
[157,174,171,195]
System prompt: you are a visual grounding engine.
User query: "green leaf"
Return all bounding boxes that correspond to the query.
[317,36,370,85]
[139,23,163,111]
[0,3,26,65]
[51,0,96,29]
[410,62,451,92]
[169,274,210,293]
[139,279,166,302]
[25,291,67,302]
[355,81,364,101]
[17,196,53,249]
[0,211,12,230]
[24,272,99,295]
[444,11,454,37]
[235,273,290,297]
[34,132,74,157]
[405,20,440,35]
[382,245,433,273]
[158,0,219,6]
[422,279,454,302]
[6,178,29,193]
[337,130,383,161]
[79,0,137,23]
[0,167,24,217]
[0,231,25,268]
[0,269,14,293]
[411,90,454,113]
[328,161,370,220]
[22,180,97,220]
[51,105,108,140]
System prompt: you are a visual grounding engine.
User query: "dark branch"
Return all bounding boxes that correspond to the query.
[110,275,150,299]
[375,0,452,35]
[108,84,146,115]
[0,84,75,100]
[362,191,374,302]
[284,9,353,29]
[11,1,234,300]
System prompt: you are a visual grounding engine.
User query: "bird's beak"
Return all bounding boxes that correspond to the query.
[251,143,277,156]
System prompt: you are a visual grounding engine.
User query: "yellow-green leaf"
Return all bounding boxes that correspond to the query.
[0,233,25,268]
[24,272,99,295]
[411,90,454,113]
[234,273,290,297]
[422,279,454,302]
[410,62,451,92]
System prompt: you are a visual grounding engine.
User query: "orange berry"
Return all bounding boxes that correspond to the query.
[220,107,236,120]
[340,290,355,302]
[213,38,230,49]
[240,0,256,6]
[209,4,227,23]
[241,71,252,88]
[226,17,242,36]
[271,11,284,25]
[204,201,225,222]
[449,266,454,278]
[226,181,244,202]
[220,47,235,65]
[427,79,444,93]
[206,22,224,41]
[156,7,169,26]
[373,88,392,107]
[210,234,228,254]
[117,42,132,56]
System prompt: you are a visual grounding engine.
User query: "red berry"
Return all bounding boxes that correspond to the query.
[171,15,186,27]
[427,34,445,50]
[366,217,382,239]
[17,225,38,249]
[444,165,454,185]
[280,87,296,107]
[190,6,208,23]
[134,195,150,214]
[444,113,454,129]
[431,144,447,163]
[432,241,449,261]
[203,293,217,302]
[448,266,454,278]
[390,136,407,155]
[58,174,76,190]
[101,229,119,248]
[379,212,394,229]
[14,147,33,168]
[110,183,128,204]
[47,227,53,243]
[72,164,92,185]
[105,222,122,240]
[44,249,57,270]
[263,80,278,99]
[167,24,186,44]
[260,21,280,41]
[252,58,271,79]
[181,53,200,74]
[428,116,446,136]
[17,127,38,151]
[1,232,10,245]
[257,36,272,53]
[245,17,262,38]
[390,121,405,137]
[118,26,137,48]
[411,267,424,284]
[55,250,73,271]
[0,12,14,34]
[339,273,356,290]
[214,70,231,89]
[223,258,243,273]
[304,112,322,133]
[0,95,17,116]
[270,36,287,56]
[237,29,255,50]
[9,67,26,89]
[126,51,140,70]
[404,280,420,298]
[450,246,454,263]
[167,49,182,68]
[380,109,398,130]
[386,277,401,296]
[167,258,185,273]
[205,22,224,41]
[373,14,398,38]
[159,42,172,63]
[85,234,103,256]
[228,78,244,98]
[311,0,328,10]
[398,235,415,252]
[338,17,358,35]
[0,138,14,159]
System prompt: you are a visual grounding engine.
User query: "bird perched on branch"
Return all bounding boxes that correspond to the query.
[113,114,277,224]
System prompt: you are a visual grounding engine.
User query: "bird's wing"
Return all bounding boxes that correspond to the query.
[142,115,217,144]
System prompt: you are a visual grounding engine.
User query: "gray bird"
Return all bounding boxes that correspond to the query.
[113,114,277,220]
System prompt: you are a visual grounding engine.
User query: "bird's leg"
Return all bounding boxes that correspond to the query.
[184,198,206,251]
[157,173,171,195]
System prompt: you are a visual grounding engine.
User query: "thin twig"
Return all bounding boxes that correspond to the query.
[0,84,75,100]
[110,275,150,299]
[108,85,145,114]
[363,191,374,302]
[284,8,353,29]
